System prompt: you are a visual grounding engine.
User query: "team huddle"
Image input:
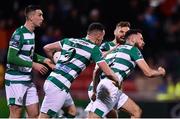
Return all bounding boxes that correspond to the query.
[4,5,166,118]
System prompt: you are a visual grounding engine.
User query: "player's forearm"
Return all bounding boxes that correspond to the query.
[43,41,62,61]
[102,66,119,83]
[106,73,119,83]
[92,68,102,93]
[137,60,165,78]
[7,48,32,67]
[33,53,46,63]
[144,69,163,78]
[98,61,119,83]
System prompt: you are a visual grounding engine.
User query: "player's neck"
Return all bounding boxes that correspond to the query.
[113,38,123,45]
[86,35,96,44]
[24,21,35,33]
[126,40,135,46]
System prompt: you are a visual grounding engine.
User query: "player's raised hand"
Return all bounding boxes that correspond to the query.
[158,66,166,76]
[32,62,49,75]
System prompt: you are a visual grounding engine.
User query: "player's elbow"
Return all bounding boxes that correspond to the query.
[7,54,15,64]
[43,45,49,52]
[7,57,12,64]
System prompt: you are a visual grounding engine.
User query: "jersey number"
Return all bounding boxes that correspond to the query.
[62,48,76,64]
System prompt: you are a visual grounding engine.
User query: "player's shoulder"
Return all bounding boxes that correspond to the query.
[76,37,97,48]
[13,26,25,36]
[108,41,116,46]
[120,44,135,50]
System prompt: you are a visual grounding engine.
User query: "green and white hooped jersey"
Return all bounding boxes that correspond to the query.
[100,41,116,51]
[48,38,104,92]
[88,41,116,92]
[5,26,35,81]
[101,44,143,83]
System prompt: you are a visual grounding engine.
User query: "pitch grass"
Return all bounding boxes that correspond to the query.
[0,97,9,118]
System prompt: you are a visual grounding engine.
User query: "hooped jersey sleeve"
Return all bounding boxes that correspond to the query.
[91,46,104,63]
[9,31,23,51]
[130,47,143,61]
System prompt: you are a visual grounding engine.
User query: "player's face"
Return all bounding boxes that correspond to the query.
[135,33,145,50]
[114,26,129,44]
[31,10,44,27]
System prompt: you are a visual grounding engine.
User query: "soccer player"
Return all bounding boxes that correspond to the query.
[58,21,130,118]
[50,51,77,118]
[39,22,120,118]
[85,21,131,118]
[4,5,54,118]
[87,29,166,118]
[100,21,131,52]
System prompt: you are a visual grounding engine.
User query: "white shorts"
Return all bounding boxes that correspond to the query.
[88,82,93,98]
[5,81,39,106]
[88,79,128,117]
[85,81,93,112]
[40,80,74,117]
[115,93,128,110]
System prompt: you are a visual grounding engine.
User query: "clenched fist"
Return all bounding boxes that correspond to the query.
[158,66,166,76]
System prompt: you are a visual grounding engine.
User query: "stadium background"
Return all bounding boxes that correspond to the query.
[0,0,180,118]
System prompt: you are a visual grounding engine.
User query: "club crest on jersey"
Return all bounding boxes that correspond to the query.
[14,35,20,40]
[10,35,20,47]
[18,97,23,104]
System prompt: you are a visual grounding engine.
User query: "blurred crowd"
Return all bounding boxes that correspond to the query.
[0,0,180,101]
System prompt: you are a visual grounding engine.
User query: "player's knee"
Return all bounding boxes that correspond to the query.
[106,110,118,118]
[65,105,77,116]
[88,111,100,118]
[9,105,22,118]
[28,111,39,118]
[69,108,77,115]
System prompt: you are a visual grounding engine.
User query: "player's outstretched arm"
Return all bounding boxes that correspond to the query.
[136,59,166,78]
[32,62,48,75]
[33,53,55,70]
[91,66,102,101]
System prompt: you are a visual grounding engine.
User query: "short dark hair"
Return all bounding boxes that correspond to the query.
[124,29,142,40]
[116,21,131,28]
[25,5,41,18]
[87,22,105,34]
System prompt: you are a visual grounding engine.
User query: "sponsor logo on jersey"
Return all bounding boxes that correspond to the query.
[56,64,72,73]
